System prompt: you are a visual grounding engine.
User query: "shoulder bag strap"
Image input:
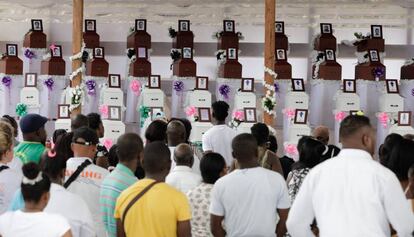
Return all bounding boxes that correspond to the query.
[63,159,92,188]
[0,165,9,173]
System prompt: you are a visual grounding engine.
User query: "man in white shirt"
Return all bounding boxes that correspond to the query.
[202,101,237,167]
[210,133,290,237]
[166,143,202,193]
[287,115,414,237]
[65,127,109,237]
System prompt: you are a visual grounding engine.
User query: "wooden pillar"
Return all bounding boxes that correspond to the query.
[71,0,83,115]
[264,0,276,125]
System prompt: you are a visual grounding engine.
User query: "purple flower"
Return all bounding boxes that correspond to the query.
[44,78,54,91]
[24,49,35,59]
[411,88,414,97]
[372,67,385,78]
[173,80,184,92]
[274,82,280,93]
[85,80,96,96]
[219,84,230,100]
[2,76,11,88]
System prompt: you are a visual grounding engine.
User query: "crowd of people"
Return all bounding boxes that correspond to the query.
[0,100,413,237]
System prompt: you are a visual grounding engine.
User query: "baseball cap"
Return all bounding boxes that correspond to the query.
[72,127,99,146]
[19,114,48,134]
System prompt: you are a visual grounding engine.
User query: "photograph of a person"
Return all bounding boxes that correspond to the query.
[398,111,411,126]
[244,108,257,123]
[276,49,286,61]
[294,109,308,124]
[343,79,356,93]
[196,77,208,90]
[325,49,335,61]
[275,21,284,34]
[31,19,43,32]
[149,75,161,89]
[386,79,399,94]
[94,47,104,59]
[25,73,37,87]
[138,47,147,58]
[85,19,96,32]
[292,78,305,92]
[224,20,234,32]
[108,74,121,88]
[241,78,254,92]
[321,23,332,34]
[151,107,163,120]
[183,47,192,59]
[135,19,146,31]
[7,44,17,57]
[109,106,121,121]
[228,48,237,60]
[198,108,211,122]
[52,46,62,58]
[58,104,70,119]
[179,20,189,31]
[371,25,383,38]
[369,50,379,62]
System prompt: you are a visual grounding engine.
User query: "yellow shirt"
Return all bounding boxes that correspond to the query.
[114,178,191,237]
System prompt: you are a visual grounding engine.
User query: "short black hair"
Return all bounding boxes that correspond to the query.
[1,115,18,137]
[170,118,192,143]
[108,144,119,167]
[87,113,102,130]
[143,141,171,174]
[251,123,269,145]
[408,164,414,178]
[52,129,67,144]
[386,139,414,181]
[21,162,51,203]
[379,133,403,165]
[72,127,99,145]
[40,149,67,180]
[212,101,229,121]
[232,133,258,161]
[293,137,325,170]
[71,114,89,131]
[268,135,278,153]
[339,115,371,139]
[54,132,74,161]
[200,153,226,184]
[145,120,167,143]
[116,133,144,163]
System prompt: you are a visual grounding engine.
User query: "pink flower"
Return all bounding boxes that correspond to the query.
[185,106,197,117]
[284,143,299,161]
[335,111,346,122]
[233,110,244,121]
[99,105,109,118]
[49,44,57,51]
[378,112,388,128]
[103,139,113,150]
[283,108,295,119]
[130,80,141,96]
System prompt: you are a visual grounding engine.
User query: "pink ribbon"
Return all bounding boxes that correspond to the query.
[378,112,389,129]
[99,105,109,119]
[284,143,299,161]
[233,110,244,121]
[130,80,141,96]
[185,106,197,117]
[103,138,113,150]
[282,108,295,119]
[335,111,346,122]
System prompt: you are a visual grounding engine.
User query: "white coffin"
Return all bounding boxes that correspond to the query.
[188,90,212,108]
[103,120,126,141]
[389,125,414,137]
[334,92,360,111]
[55,119,71,132]
[20,87,40,108]
[190,122,213,142]
[234,92,256,110]
[102,88,124,107]
[379,94,404,113]
[236,122,254,134]
[285,92,309,110]
[287,124,312,143]
[142,89,164,108]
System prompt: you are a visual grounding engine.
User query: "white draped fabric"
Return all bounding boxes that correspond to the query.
[0,74,23,117]
[125,76,148,123]
[82,76,107,115]
[274,79,292,128]
[38,75,68,119]
[282,113,294,144]
[171,76,196,118]
[400,79,414,115]
[215,78,242,123]
[356,79,385,124]
[22,48,48,75]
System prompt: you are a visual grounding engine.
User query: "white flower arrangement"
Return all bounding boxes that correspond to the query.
[69,42,87,81]
[263,66,277,116]
[69,85,84,111]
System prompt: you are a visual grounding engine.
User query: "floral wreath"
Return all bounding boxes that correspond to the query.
[68,42,89,81]
[70,85,84,111]
[263,67,277,116]
[212,31,244,40]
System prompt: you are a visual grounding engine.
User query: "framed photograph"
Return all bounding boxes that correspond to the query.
[371,25,383,39]
[291,78,305,92]
[320,23,332,34]
[31,19,43,32]
[85,19,96,32]
[343,79,356,93]
[276,49,286,61]
[223,20,235,33]
[137,47,147,59]
[6,44,17,57]
[227,48,237,60]
[108,106,121,121]
[135,19,146,32]
[385,79,399,94]
[93,47,104,59]
[25,73,37,87]
[196,76,209,90]
[198,107,211,122]
[51,45,62,58]
[182,47,192,59]
[149,107,163,120]
[108,74,121,88]
[325,49,336,62]
[149,75,161,89]
[58,104,70,119]
[275,21,284,34]
[368,49,380,63]
[179,20,190,32]
[241,78,254,92]
[294,109,308,124]
[244,108,257,123]
[398,111,411,126]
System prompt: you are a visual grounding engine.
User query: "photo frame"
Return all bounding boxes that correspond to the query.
[371,25,383,39]
[325,49,336,62]
[275,21,284,34]
[195,77,209,90]
[343,79,356,93]
[398,111,411,126]
[227,48,237,60]
[31,19,43,32]
[179,20,190,32]
[291,78,305,92]
[150,107,163,120]
[58,104,70,119]
[244,108,257,123]
[198,107,211,122]
[137,47,147,59]
[368,49,380,63]
[223,20,235,33]
[320,23,332,34]
[241,78,254,92]
[6,44,17,57]
[148,75,161,89]
[108,74,121,88]
[135,19,147,32]
[85,19,96,32]
[93,47,104,59]
[51,45,62,58]
[25,73,37,87]
[385,79,399,94]
[108,106,122,121]
[182,47,192,59]
[276,49,286,61]
[294,109,308,124]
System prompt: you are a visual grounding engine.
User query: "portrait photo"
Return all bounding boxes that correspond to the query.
[320,23,332,34]
[198,108,211,122]
[294,109,308,124]
[325,49,335,61]
[31,19,43,32]
[371,25,383,39]
[151,107,164,120]
[275,21,284,34]
[85,19,96,32]
[179,20,189,32]
[7,44,17,57]
[224,20,234,32]
[369,50,380,62]
[108,74,121,88]
[196,77,209,90]
[51,45,62,58]
[276,49,286,61]
[94,47,104,59]
[182,47,192,59]
[398,111,411,126]
[244,108,257,123]
[138,47,147,59]
[241,78,254,92]
[386,79,399,94]
[58,104,70,119]
[343,79,356,93]
[109,106,121,121]
[25,73,37,87]
[135,19,146,31]
[228,48,237,60]
[149,75,161,89]
[292,78,305,92]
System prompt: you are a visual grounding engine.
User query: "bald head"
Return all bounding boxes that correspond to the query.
[339,115,376,156]
[313,126,329,145]
[167,120,186,146]
[174,143,194,167]
[232,133,258,163]
[143,141,171,175]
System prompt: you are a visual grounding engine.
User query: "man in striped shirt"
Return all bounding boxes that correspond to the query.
[99,133,144,237]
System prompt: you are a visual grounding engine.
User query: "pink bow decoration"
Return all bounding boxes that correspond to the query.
[335,111,346,122]
[103,139,113,150]
[233,110,244,121]
[99,105,109,119]
[49,44,57,51]
[185,106,197,117]
[130,80,141,96]
[378,112,389,128]
[282,108,295,119]
[284,143,299,161]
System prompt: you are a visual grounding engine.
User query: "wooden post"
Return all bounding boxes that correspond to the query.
[71,0,83,116]
[263,0,276,126]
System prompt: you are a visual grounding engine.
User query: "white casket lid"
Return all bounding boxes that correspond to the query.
[187,90,212,108]
[234,91,256,110]
[20,87,40,108]
[285,91,309,110]
[379,93,404,113]
[142,88,165,108]
[102,88,124,107]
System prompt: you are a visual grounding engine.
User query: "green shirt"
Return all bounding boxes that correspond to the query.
[14,141,46,164]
